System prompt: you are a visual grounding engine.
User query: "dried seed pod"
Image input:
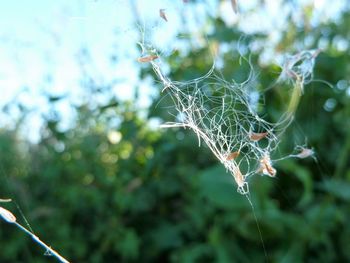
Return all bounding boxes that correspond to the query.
[226,151,240,161]
[0,207,16,223]
[159,9,168,22]
[296,147,314,159]
[230,0,238,13]
[234,166,245,189]
[249,131,268,141]
[137,55,158,63]
[258,154,276,177]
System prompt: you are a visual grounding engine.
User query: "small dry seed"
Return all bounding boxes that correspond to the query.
[249,132,268,141]
[296,148,314,159]
[137,55,159,63]
[226,151,240,161]
[159,9,167,22]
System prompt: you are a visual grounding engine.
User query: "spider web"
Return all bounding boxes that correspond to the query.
[143,43,319,194]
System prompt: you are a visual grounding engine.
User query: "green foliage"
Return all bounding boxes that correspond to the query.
[1,5,350,263]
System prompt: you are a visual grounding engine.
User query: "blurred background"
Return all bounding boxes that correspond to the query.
[0,0,349,262]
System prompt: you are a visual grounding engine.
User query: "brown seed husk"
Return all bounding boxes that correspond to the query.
[226,151,240,161]
[249,132,268,141]
[137,55,158,63]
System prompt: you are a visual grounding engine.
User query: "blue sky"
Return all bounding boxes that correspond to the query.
[0,0,199,105]
[0,0,137,101]
[0,0,347,141]
[0,0,177,141]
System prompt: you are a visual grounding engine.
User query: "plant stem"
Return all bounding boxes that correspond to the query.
[14,222,70,263]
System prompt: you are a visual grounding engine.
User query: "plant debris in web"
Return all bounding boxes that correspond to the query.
[140,42,319,194]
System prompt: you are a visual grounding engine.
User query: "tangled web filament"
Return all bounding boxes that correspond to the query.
[148,49,319,194]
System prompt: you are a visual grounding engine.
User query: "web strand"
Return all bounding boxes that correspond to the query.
[146,47,319,193]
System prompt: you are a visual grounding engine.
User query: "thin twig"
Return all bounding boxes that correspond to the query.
[0,207,70,263]
[14,222,70,263]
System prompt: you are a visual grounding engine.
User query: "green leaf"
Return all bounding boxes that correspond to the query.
[319,179,350,201]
